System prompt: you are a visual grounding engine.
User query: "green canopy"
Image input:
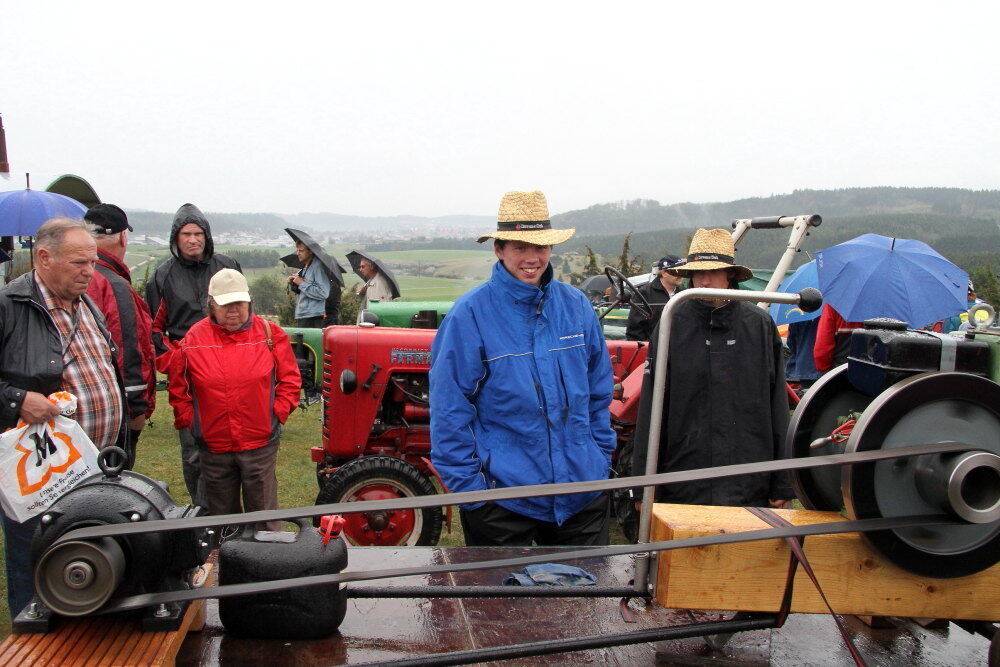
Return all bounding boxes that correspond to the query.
[45,174,100,208]
[739,268,796,292]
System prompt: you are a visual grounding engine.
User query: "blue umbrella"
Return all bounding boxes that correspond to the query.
[0,188,88,236]
[815,233,968,328]
[768,261,821,325]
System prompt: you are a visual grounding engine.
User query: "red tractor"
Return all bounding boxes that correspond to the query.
[310,323,648,546]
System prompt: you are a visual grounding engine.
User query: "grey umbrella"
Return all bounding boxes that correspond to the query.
[578,274,612,295]
[346,250,401,300]
[283,228,346,287]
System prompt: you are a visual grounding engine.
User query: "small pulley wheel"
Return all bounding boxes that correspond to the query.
[601,266,653,321]
[786,365,874,510]
[34,537,126,616]
[843,372,1000,578]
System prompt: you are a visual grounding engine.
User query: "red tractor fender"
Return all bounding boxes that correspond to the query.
[420,456,453,535]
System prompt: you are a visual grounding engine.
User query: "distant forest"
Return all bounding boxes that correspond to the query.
[125,187,1000,276]
[369,187,1000,276]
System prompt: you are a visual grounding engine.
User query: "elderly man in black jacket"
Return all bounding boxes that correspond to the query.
[0,218,126,618]
[625,255,686,341]
[631,229,793,508]
[146,204,241,511]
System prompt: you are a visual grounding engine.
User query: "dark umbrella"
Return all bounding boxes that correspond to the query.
[283,228,346,287]
[346,250,401,300]
[578,274,612,295]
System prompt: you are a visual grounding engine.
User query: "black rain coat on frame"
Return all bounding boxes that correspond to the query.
[631,298,794,506]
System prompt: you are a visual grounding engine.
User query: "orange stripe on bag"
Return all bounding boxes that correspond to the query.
[14,427,81,495]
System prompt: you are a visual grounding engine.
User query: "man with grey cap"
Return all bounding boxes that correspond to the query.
[85,204,155,468]
[625,254,686,341]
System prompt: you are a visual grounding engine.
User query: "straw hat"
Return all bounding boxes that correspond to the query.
[669,228,753,282]
[476,190,576,245]
[208,268,252,305]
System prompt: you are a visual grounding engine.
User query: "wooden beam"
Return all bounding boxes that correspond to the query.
[652,504,1000,621]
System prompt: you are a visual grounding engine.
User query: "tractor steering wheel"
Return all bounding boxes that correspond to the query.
[599,266,653,321]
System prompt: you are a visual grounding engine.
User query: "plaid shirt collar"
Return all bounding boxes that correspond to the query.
[34,271,82,315]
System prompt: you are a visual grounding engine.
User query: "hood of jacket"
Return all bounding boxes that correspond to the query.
[169,203,215,264]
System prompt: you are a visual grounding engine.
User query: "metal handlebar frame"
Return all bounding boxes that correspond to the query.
[632,286,819,594]
[730,215,822,308]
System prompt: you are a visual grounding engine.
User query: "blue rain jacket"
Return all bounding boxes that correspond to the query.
[430,261,616,524]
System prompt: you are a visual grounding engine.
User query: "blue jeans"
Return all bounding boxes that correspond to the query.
[2,512,40,618]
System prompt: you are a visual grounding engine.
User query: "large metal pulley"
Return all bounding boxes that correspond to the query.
[789,370,1000,577]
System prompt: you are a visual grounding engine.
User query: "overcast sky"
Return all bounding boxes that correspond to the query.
[2,1,997,217]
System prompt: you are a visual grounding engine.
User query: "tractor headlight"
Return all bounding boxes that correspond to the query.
[339,369,357,394]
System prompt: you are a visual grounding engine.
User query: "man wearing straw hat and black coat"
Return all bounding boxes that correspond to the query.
[631,228,793,508]
[430,191,616,546]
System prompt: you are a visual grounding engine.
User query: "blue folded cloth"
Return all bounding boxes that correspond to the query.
[502,563,597,587]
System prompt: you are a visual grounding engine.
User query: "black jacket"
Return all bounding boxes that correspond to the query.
[146,204,241,355]
[0,272,126,443]
[625,278,684,341]
[631,298,793,506]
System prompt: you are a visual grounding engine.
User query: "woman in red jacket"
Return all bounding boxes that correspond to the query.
[168,269,301,529]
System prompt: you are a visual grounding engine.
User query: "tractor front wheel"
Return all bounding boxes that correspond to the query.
[315,456,443,546]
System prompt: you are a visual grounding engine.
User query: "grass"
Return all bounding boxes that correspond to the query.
[395,275,484,301]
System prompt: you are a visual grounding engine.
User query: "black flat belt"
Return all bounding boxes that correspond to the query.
[47,441,973,612]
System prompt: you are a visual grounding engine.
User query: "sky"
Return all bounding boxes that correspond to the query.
[2,1,998,217]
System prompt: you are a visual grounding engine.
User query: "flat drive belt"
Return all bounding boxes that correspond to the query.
[97,514,953,614]
[57,441,972,544]
[48,441,974,613]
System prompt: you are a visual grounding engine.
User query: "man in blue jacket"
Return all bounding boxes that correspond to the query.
[430,190,616,546]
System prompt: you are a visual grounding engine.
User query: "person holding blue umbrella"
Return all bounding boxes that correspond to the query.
[813,233,968,372]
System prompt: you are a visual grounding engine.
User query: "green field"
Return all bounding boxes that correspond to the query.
[368,249,493,262]
[395,275,483,301]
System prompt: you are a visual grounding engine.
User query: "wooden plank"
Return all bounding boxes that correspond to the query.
[8,625,63,666]
[148,598,208,667]
[0,562,215,667]
[93,620,142,667]
[0,631,43,666]
[652,503,1000,621]
[36,617,96,666]
[116,629,158,667]
[66,618,117,666]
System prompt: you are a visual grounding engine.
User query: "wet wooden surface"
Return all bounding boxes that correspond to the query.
[175,547,994,665]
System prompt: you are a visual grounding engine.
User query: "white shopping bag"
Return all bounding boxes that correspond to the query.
[0,392,101,523]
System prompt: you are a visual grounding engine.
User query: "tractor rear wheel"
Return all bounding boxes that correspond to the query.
[315,456,443,546]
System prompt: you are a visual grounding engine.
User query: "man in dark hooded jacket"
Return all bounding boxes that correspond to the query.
[631,228,793,508]
[146,204,241,508]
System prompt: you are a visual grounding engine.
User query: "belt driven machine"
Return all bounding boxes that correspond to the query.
[9,285,1000,665]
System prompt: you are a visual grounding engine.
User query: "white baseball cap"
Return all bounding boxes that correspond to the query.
[208,269,251,305]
